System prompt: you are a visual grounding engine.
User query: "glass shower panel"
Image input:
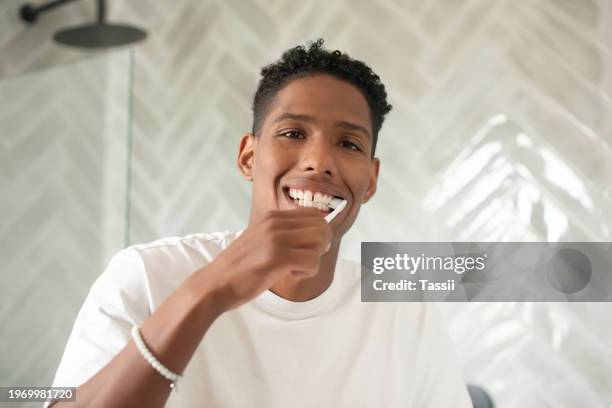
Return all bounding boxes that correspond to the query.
[0,50,132,396]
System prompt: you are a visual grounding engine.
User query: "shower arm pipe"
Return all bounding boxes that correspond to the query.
[97,0,105,24]
[20,0,81,24]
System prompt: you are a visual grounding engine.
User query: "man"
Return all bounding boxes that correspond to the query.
[49,39,472,407]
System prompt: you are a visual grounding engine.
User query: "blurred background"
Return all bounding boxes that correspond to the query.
[1,0,611,407]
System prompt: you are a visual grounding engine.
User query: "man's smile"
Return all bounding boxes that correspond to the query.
[280,180,349,217]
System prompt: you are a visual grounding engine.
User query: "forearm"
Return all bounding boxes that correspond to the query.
[54,264,226,408]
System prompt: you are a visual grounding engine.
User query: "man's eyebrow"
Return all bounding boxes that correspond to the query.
[273,113,371,139]
[335,120,371,139]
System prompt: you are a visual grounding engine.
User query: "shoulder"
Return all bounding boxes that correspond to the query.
[95,230,243,306]
[128,230,242,268]
[131,230,242,255]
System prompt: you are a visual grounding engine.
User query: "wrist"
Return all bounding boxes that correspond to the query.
[185,258,236,318]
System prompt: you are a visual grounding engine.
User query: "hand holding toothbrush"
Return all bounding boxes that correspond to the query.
[203,204,346,313]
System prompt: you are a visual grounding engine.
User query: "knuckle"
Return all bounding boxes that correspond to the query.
[306,253,320,270]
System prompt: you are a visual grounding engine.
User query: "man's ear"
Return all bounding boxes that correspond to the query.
[237,133,256,181]
[362,158,380,203]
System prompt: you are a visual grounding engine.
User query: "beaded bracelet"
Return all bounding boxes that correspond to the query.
[131,325,182,391]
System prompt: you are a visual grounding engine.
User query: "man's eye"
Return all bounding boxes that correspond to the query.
[280,130,304,139]
[340,140,361,151]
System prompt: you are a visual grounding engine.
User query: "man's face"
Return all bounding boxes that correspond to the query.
[238,73,380,242]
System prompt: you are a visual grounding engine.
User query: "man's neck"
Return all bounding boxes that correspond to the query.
[269,243,340,302]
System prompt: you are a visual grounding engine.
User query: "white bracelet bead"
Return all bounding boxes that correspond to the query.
[131,325,181,390]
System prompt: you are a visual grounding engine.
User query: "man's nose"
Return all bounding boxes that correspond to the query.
[300,137,337,177]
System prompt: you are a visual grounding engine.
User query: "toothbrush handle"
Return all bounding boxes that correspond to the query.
[325,200,347,223]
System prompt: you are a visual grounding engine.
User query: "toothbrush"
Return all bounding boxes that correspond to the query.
[325,198,347,223]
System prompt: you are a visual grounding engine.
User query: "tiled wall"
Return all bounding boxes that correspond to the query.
[0,50,131,393]
[1,0,611,406]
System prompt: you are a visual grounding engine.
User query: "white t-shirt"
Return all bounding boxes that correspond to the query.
[49,231,472,408]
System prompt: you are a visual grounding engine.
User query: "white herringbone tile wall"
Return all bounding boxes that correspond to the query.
[1,0,611,407]
[0,49,131,400]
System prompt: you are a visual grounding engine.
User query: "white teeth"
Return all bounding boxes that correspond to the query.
[288,188,339,211]
[304,190,313,203]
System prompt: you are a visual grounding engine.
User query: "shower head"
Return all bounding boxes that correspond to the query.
[53,23,146,48]
[20,0,147,48]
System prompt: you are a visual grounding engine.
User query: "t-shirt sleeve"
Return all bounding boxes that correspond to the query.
[48,247,151,393]
[413,303,473,408]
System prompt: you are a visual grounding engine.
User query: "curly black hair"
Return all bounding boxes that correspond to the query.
[251,39,392,157]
